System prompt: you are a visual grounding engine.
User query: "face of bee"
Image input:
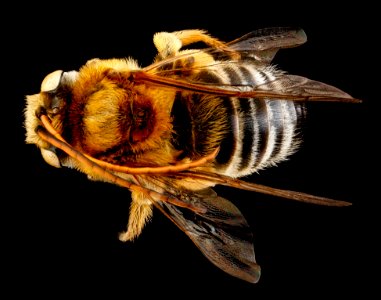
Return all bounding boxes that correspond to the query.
[25,70,79,168]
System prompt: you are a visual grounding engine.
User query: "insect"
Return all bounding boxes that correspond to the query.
[24,27,360,283]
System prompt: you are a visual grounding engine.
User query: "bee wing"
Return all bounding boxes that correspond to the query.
[251,74,358,102]
[145,27,306,71]
[132,27,360,103]
[143,175,260,283]
[133,71,361,103]
[152,187,261,284]
[173,170,352,207]
[227,27,307,63]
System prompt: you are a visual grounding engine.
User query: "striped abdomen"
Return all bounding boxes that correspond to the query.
[171,61,306,178]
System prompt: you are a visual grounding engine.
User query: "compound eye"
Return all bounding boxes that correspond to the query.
[41,70,63,92]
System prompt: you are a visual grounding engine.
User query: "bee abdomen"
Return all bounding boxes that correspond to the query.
[171,62,305,177]
[215,96,304,177]
[210,64,306,177]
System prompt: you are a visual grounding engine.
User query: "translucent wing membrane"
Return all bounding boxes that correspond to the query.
[227,27,307,63]
[145,27,307,74]
[152,186,261,283]
[171,171,351,207]
[133,71,361,103]
[252,74,357,102]
[255,75,356,102]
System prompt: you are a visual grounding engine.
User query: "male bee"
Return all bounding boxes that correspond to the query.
[24,27,360,283]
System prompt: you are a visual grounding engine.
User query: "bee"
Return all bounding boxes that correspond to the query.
[24,27,360,284]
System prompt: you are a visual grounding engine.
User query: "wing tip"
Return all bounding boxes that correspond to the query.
[296,28,308,44]
[242,263,261,284]
[250,264,262,284]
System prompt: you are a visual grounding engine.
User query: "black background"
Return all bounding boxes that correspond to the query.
[4,2,375,298]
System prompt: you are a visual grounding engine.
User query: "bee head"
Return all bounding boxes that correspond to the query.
[24,70,78,168]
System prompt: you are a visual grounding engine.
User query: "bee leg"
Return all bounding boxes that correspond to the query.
[172,29,227,49]
[153,31,183,59]
[118,191,153,242]
[153,30,228,59]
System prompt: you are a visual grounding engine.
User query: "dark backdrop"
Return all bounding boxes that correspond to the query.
[4,2,374,298]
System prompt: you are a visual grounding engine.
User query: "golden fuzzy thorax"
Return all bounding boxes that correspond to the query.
[68,58,179,166]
